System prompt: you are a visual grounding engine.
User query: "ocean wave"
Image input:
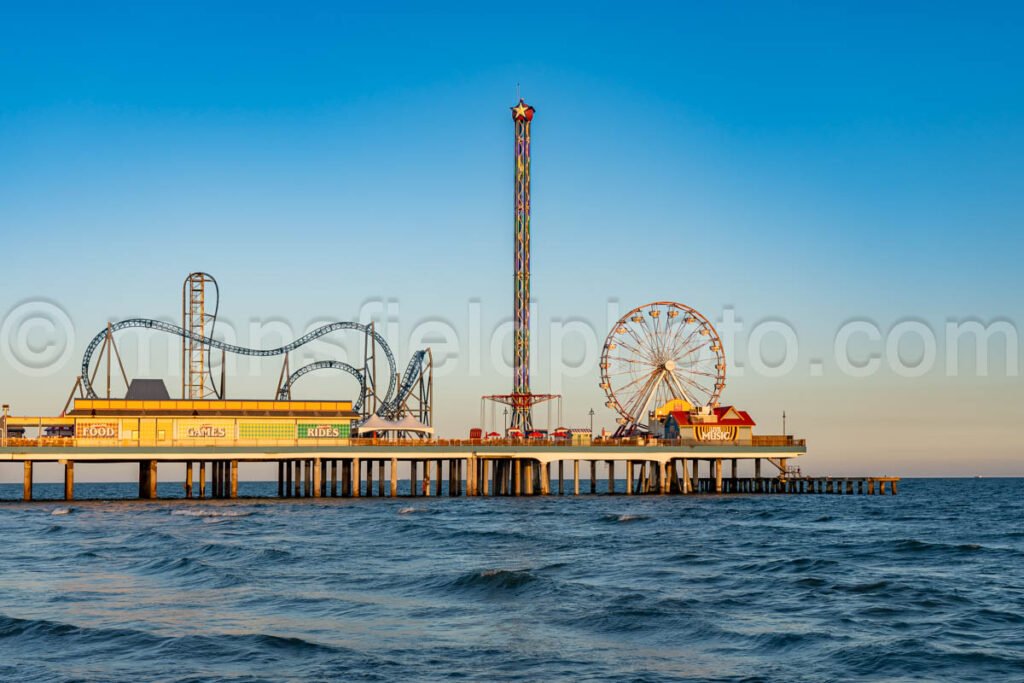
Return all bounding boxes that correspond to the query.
[50,508,73,516]
[741,630,827,652]
[258,547,293,561]
[561,595,704,636]
[795,576,827,588]
[831,579,892,594]
[973,607,1024,625]
[890,538,993,555]
[449,568,538,591]
[740,556,839,574]
[602,513,650,523]
[0,613,344,663]
[829,638,1024,676]
[129,555,244,590]
[170,509,253,518]
[436,526,538,544]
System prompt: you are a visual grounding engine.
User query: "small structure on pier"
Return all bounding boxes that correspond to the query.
[651,403,757,445]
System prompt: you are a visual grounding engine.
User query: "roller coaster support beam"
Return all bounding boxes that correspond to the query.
[363,322,378,419]
[89,324,129,400]
[62,377,85,416]
[275,354,291,400]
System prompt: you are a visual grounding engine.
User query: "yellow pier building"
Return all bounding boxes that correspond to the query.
[3,399,359,449]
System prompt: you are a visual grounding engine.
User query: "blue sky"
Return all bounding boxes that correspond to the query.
[1,2,1022,478]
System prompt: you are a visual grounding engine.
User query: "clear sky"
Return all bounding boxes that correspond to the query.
[1,2,1022,481]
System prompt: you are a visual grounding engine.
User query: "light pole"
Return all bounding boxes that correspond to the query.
[588,408,595,436]
[503,408,509,435]
[782,410,787,436]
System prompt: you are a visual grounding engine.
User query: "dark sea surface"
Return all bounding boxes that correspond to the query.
[0,478,1022,682]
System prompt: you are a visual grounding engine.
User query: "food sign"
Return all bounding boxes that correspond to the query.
[76,422,119,439]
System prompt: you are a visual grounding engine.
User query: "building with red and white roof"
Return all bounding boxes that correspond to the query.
[653,405,757,444]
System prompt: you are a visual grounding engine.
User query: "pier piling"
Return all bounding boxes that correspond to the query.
[63,461,74,500]
[23,461,33,501]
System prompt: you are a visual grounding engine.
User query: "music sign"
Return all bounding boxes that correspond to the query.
[694,425,738,442]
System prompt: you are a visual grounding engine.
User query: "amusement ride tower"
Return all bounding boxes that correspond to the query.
[182,272,220,399]
[511,99,535,431]
[483,99,560,434]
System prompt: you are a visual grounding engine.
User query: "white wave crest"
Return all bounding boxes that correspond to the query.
[171,509,252,518]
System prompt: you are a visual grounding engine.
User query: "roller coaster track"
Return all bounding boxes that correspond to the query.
[279,349,429,422]
[378,350,428,420]
[80,318,397,407]
[277,360,365,413]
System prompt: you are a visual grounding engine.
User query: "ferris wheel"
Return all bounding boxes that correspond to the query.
[599,301,726,432]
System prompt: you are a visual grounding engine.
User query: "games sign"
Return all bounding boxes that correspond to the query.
[185,424,227,438]
[177,421,234,440]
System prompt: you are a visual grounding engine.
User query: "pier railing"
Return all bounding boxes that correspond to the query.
[1,435,806,450]
[750,435,805,447]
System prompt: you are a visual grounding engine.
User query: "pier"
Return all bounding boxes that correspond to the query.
[2,439,898,501]
[0,101,899,507]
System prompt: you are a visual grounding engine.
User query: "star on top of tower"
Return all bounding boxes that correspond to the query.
[511,99,535,121]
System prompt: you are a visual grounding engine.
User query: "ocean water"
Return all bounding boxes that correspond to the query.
[0,478,1022,682]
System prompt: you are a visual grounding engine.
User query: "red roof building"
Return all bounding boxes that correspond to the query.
[669,406,756,427]
[661,406,756,443]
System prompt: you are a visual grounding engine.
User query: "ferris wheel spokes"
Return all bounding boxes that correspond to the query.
[599,301,727,435]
